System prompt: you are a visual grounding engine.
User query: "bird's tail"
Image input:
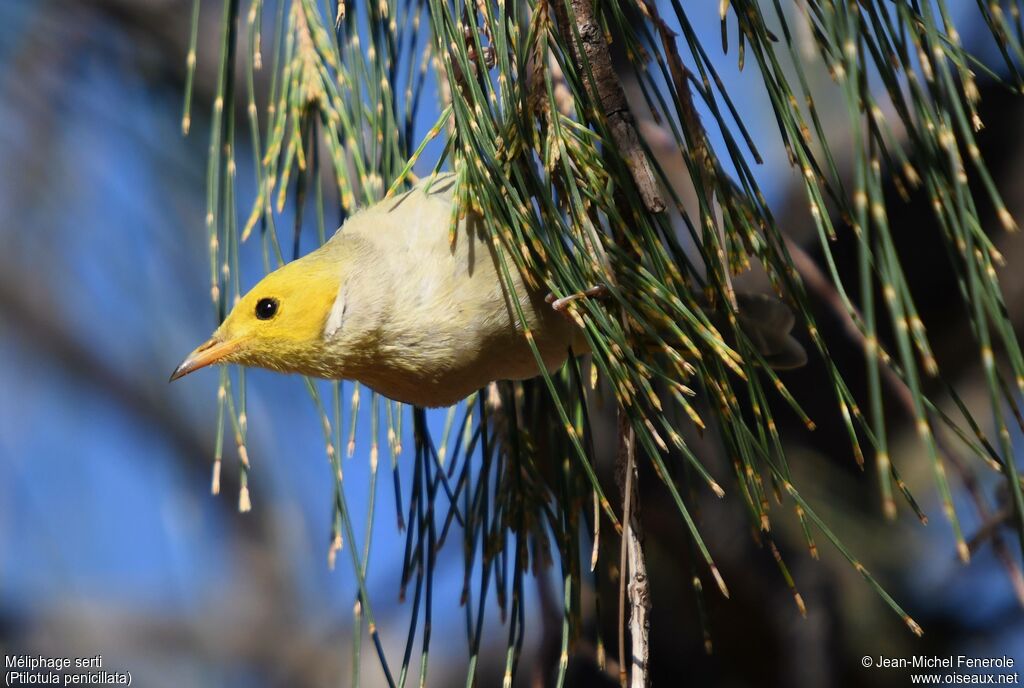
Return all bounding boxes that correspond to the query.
[564,289,806,370]
[730,292,807,370]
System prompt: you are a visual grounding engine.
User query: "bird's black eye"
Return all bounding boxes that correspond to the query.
[255,297,279,320]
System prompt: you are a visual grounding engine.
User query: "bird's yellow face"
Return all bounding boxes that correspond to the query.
[170,255,341,380]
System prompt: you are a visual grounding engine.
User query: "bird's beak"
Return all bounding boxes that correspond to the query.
[169,337,243,382]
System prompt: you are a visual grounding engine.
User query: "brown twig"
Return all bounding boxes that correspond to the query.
[638,0,713,179]
[616,410,649,687]
[547,1,657,681]
[554,0,665,214]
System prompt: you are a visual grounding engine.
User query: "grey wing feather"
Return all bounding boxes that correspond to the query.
[735,293,807,370]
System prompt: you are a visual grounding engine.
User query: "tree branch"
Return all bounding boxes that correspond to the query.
[555,0,665,214]
[616,410,649,687]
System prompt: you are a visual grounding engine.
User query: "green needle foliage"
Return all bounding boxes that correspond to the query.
[185,0,1024,684]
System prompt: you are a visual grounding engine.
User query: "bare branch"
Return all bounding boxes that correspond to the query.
[617,410,649,687]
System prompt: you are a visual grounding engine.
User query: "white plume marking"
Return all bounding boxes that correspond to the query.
[324,283,348,337]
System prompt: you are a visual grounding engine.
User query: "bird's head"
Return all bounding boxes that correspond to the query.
[170,254,341,381]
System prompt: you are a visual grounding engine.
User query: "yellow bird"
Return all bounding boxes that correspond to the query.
[171,173,805,407]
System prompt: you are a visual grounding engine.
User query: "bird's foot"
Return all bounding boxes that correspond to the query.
[546,284,610,314]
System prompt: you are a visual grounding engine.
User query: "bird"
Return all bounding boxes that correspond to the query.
[170,173,806,407]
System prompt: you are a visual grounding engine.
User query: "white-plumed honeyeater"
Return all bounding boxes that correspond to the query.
[171,174,805,406]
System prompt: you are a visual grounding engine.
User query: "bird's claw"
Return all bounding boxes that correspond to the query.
[546,284,610,313]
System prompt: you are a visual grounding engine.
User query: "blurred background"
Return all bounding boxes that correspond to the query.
[2,1,1024,686]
